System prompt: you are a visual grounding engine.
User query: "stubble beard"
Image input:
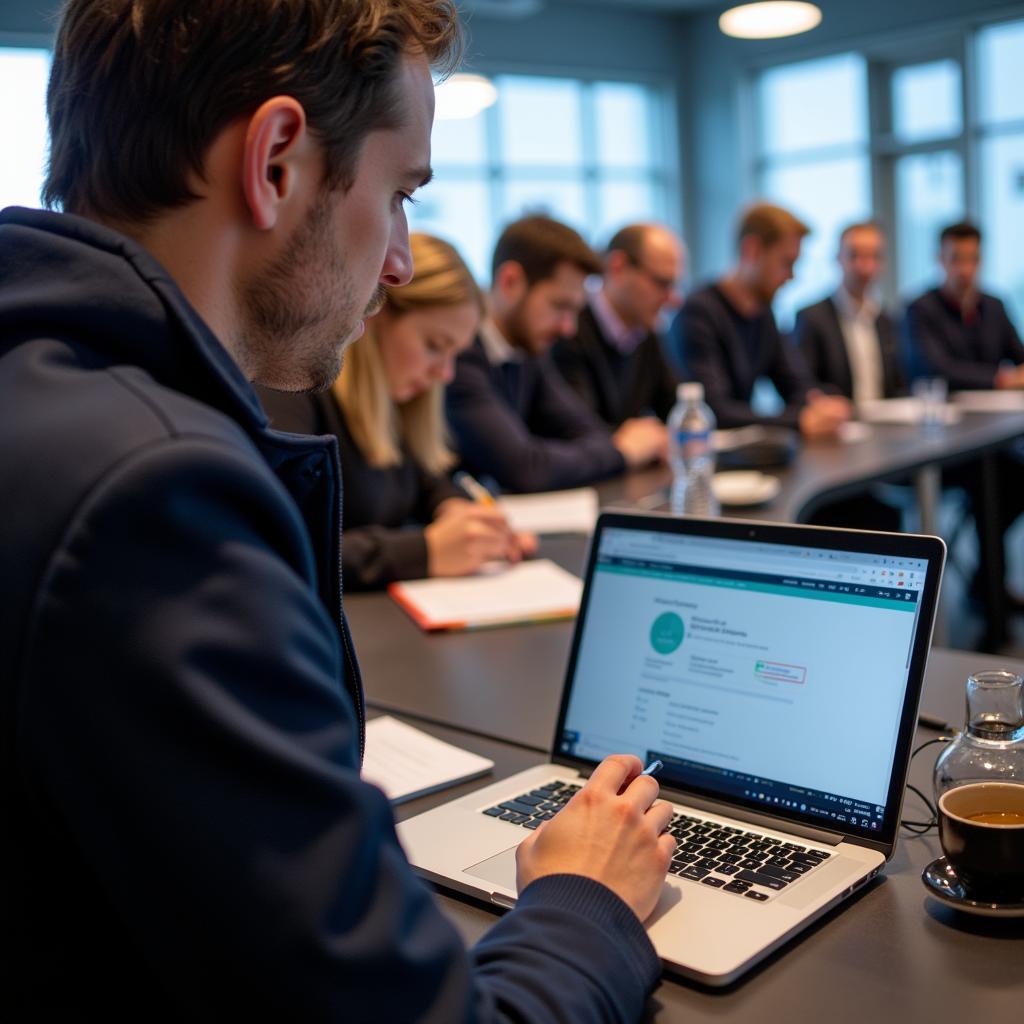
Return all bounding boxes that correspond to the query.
[239,191,380,394]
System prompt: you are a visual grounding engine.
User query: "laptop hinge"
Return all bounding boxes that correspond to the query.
[660,789,846,846]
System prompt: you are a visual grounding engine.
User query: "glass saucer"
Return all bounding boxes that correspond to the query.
[922,857,1024,917]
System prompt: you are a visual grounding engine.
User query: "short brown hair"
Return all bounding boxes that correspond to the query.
[940,221,982,246]
[491,215,602,286]
[44,0,462,222]
[737,203,810,250]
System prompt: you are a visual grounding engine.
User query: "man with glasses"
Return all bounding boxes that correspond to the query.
[552,222,682,429]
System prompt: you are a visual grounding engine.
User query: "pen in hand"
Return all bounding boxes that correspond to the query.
[453,470,496,507]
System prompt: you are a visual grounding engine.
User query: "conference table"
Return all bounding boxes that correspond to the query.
[348,411,1024,1019]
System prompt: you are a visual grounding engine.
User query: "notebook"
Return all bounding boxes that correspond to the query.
[362,716,493,803]
[398,512,945,984]
[388,559,582,631]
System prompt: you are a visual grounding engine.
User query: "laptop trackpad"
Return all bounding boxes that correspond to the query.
[466,844,519,891]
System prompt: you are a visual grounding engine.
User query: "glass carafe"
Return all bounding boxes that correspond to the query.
[934,670,1024,800]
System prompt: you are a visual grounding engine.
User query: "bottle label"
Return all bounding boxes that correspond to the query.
[675,429,711,458]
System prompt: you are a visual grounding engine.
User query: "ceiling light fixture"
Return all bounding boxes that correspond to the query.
[719,2,822,40]
[433,73,498,121]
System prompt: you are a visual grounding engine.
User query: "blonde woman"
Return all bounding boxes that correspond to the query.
[261,234,535,590]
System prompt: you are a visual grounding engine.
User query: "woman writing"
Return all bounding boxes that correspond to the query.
[261,234,535,590]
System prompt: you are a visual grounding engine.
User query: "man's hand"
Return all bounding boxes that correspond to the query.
[612,417,669,468]
[799,390,852,439]
[994,364,1024,390]
[515,755,675,923]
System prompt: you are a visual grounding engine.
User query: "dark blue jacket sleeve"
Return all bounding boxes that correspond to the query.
[19,435,658,1021]
[447,346,626,493]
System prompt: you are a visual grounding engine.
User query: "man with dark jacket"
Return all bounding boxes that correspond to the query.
[1,2,672,1019]
[447,216,667,493]
[904,221,1024,389]
[795,222,906,402]
[668,203,852,437]
[552,222,682,427]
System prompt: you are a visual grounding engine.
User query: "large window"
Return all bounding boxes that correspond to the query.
[751,15,1024,333]
[0,46,50,210]
[977,19,1024,327]
[753,54,872,330]
[410,74,678,281]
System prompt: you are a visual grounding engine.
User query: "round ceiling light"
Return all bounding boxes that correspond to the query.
[433,73,498,121]
[719,2,822,40]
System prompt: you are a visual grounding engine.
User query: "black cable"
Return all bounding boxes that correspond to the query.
[899,736,953,834]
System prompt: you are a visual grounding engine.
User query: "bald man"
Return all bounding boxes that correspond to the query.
[552,222,683,428]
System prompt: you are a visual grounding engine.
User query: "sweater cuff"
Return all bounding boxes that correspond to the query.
[517,874,661,992]
[389,529,430,581]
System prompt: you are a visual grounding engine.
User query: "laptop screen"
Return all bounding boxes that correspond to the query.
[557,517,942,844]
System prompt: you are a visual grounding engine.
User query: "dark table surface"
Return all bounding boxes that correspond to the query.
[384,645,1024,1021]
[600,408,1024,523]
[352,414,1024,1018]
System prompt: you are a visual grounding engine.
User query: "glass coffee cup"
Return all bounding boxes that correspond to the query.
[937,782,1024,902]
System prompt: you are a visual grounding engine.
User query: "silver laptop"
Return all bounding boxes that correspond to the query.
[398,512,945,985]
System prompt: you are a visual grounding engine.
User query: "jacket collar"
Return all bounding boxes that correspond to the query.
[0,205,267,433]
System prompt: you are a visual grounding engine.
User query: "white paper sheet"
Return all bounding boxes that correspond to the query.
[498,488,599,534]
[951,390,1024,413]
[361,716,494,804]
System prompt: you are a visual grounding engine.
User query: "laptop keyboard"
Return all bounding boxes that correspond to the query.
[482,780,833,903]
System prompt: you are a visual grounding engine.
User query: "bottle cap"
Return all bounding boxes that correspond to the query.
[677,382,704,403]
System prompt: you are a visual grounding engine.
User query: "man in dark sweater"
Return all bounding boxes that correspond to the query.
[668,203,852,437]
[447,216,668,493]
[552,222,682,427]
[904,221,1024,389]
[1,2,672,1019]
[904,221,1024,631]
[795,221,906,402]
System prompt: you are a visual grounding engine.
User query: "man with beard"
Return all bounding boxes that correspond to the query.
[446,215,668,493]
[668,203,852,437]
[0,2,673,1019]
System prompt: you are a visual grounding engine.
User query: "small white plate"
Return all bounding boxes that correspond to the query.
[712,471,781,507]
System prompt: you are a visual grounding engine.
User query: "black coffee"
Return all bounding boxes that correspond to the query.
[966,811,1024,826]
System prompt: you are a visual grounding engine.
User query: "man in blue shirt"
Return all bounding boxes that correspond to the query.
[1,1,673,1018]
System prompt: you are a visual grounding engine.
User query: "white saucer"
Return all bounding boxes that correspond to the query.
[712,471,781,507]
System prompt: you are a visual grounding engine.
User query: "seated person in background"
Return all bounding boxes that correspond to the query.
[905,221,1024,628]
[795,221,906,402]
[904,221,1024,390]
[447,215,666,493]
[260,234,535,590]
[551,222,682,428]
[668,202,852,438]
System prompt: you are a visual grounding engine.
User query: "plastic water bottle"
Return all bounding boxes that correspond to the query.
[667,382,719,516]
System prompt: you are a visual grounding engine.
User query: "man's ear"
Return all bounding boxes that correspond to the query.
[494,260,527,302]
[241,96,311,231]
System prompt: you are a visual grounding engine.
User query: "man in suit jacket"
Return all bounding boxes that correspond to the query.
[795,221,906,402]
[551,223,682,427]
[447,216,667,493]
[668,203,852,437]
[904,221,1024,389]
